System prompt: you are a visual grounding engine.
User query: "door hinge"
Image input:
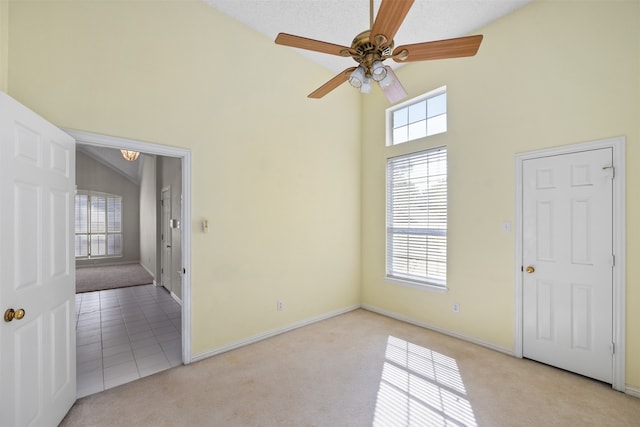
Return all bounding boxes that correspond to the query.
[602,165,615,179]
[611,342,615,355]
[610,255,615,267]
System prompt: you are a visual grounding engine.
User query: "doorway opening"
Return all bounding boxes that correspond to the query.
[68,129,192,397]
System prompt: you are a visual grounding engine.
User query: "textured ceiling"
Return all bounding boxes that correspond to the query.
[203,0,534,73]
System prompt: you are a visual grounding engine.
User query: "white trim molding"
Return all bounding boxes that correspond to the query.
[514,136,626,392]
[626,385,640,399]
[362,304,514,356]
[65,128,194,365]
[191,305,360,363]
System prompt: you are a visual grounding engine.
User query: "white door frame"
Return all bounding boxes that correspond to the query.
[160,185,172,293]
[65,129,193,365]
[514,136,626,392]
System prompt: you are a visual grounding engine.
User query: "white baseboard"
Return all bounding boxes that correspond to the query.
[191,305,360,363]
[170,291,182,306]
[626,385,640,398]
[140,263,155,280]
[361,303,514,356]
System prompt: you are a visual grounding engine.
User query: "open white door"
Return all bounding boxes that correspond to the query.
[0,92,76,425]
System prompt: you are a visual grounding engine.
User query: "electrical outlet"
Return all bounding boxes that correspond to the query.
[277,300,284,311]
[453,303,460,313]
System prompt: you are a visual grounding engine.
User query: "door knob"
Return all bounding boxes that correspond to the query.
[525,266,535,274]
[4,308,25,322]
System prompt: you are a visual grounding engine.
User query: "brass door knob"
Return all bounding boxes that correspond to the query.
[4,308,26,322]
[525,266,535,274]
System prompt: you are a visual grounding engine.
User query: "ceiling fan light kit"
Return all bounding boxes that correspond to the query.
[275,0,483,103]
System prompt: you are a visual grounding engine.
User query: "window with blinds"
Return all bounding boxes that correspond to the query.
[75,191,122,258]
[386,147,447,287]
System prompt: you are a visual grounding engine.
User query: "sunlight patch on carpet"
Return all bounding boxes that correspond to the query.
[373,336,477,426]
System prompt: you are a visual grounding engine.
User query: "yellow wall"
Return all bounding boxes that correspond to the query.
[0,0,8,92]
[6,0,362,355]
[362,0,640,388]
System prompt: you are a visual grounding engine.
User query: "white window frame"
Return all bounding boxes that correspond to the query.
[386,86,447,146]
[386,147,448,290]
[75,190,123,259]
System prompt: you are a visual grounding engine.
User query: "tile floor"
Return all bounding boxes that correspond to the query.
[75,284,182,398]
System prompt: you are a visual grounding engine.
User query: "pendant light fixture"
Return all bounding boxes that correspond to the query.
[120,150,140,161]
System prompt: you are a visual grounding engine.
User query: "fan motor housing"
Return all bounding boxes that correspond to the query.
[351,30,392,65]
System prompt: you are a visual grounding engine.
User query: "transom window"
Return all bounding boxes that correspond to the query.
[386,147,447,287]
[388,86,447,145]
[75,191,122,258]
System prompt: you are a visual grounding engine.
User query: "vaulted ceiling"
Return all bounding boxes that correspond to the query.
[203,0,534,73]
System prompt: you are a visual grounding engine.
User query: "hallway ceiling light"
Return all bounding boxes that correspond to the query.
[120,150,140,161]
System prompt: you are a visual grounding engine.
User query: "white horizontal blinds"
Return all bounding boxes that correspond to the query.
[75,191,122,258]
[90,195,107,256]
[75,194,89,257]
[387,147,447,286]
[106,196,122,256]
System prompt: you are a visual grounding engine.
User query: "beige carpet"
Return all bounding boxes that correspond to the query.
[75,264,154,293]
[61,309,640,426]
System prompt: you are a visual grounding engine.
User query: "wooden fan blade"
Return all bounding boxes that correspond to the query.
[275,33,353,57]
[308,67,356,99]
[370,0,415,46]
[393,34,483,62]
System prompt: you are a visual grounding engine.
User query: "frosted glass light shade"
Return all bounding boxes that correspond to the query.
[371,61,387,82]
[348,66,366,88]
[120,150,140,161]
[379,66,407,103]
[360,76,372,94]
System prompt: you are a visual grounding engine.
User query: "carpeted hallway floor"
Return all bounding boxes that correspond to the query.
[76,264,154,293]
[61,309,640,426]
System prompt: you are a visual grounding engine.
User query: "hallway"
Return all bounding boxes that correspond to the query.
[75,284,182,398]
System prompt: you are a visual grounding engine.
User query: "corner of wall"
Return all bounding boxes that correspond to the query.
[0,0,9,92]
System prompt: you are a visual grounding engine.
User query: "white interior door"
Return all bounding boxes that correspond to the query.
[0,92,76,425]
[522,148,613,383]
[161,187,172,292]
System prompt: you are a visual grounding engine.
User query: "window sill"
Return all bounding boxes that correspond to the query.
[385,276,448,294]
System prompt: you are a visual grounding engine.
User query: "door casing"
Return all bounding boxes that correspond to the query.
[161,185,172,293]
[65,129,193,364]
[514,136,626,392]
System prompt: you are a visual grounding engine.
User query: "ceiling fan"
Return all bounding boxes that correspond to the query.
[275,0,483,103]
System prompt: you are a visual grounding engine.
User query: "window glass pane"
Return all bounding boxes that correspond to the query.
[408,100,426,123]
[107,234,122,256]
[393,126,409,144]
[427,93,446,118]
[75,235,88,257]
[107,197,122,232]
[75,195,88,233]
[91,234,106,256]
[90,196,106,233]
[408,120,427,140]
[427,114,447,136]
[393,108,408,128]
